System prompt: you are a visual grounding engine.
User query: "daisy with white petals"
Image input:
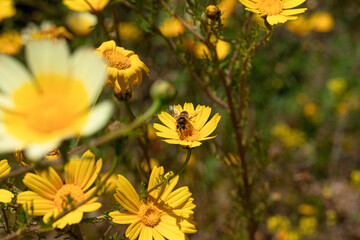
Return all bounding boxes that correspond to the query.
[0,39,113,159]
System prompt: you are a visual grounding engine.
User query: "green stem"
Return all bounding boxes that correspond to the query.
[124,100,152,176]
[147,149,192,193]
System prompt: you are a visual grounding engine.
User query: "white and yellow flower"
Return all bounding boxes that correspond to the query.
[0,39,113,159]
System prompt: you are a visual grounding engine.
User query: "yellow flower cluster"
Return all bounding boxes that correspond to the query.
[271,123,306,148]
[0,30,23,55]
[287,11,334,36]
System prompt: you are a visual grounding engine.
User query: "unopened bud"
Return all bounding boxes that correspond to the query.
[150,81,176,103]
[206,5,221,21]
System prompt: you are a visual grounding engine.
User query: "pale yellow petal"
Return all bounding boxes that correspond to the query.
[0,159,10,176]
[283,0,306,9]
[165,186,191,208]
[109,211,139,224]
[0,189,13,203]
[157,112,176,131]
[193,106,211,130]
[155,216,185,240]
[23,173,58,199]
[113,175,140,214]
[183,103,194,115]
[282,8,307,16]
[239,0,258,9]
[77,202,101,212]
[126,220,143,240]
[199,113,221,138]
[140,226,153,240]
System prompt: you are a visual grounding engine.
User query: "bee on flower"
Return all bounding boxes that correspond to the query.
[154,102,221,148]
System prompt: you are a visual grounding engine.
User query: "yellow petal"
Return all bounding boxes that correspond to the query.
[0,189,13,203]
[109,211,139,224]
[155,215,185,240]
[283,0,306,9]
[23,173,58,199]
[114,175,140,214]
[157,112,176,131]
[199,113,221,138]
[126,220,143,240]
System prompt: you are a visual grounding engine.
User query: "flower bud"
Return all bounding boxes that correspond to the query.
[206,5,221,21]
[150,81,176,103]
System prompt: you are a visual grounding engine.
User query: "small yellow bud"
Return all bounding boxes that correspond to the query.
[206,5,221,21]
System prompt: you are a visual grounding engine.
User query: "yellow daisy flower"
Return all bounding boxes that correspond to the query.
[0,160,14,203]
[238,0,307,25]
[65,11,98,36]
[17,150,102,229]
[0,30,23,56]
[0,39,113,159]
[0,0,15,23]
[154,103,221,148]
[62,0,110,12]
[96,40,149,97]
[109,166,197,240]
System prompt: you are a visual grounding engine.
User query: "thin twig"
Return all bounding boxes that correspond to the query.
[1,208,10,234]
[124,100,152,177]
[147,149,191,193]
[100,224,113,240]
[159,0,206,43]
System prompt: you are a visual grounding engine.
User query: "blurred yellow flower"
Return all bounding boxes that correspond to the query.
[326,210,337,226]
[109,166,197,240]
[0,39,113,159]
[271,123,306,148]
[17,151,102,229]
[310,12,334,32]
[351,169,360,187]
[185,37,231,60]
[286,15,312,36]
[327,78,347,98]
[96,40,149,98]
[0,0,15,23]
[239,0,307,25]
[140,158,159,173]
[159,17,185,37]
[277,230,300,240]
[336,102,349,115]
[299,216,317,236]
[22,22,73,43]
[267,215,290,232]
[118,22,143,41]
[65,11,97,36]
[63,0,110,12]
[0,30,23,55]
[0,160,14,203]
[100,173,117,193]
[218,0,237,18]
[298,204,316,215]
[303,102,318,118]
[154,103,221,148]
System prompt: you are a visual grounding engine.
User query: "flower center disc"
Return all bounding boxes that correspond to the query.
[54,184,84,210]
[3,75,89,143]
[257,0,283,15]
[104,50,131,70]
[138,203,161,227]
